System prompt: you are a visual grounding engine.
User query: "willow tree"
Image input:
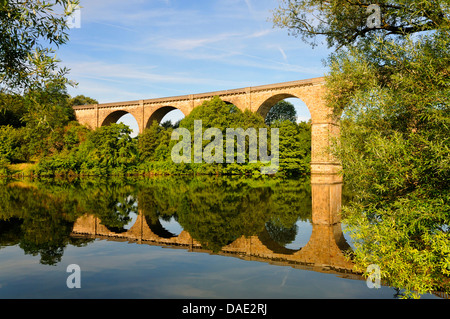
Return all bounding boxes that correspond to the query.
[272,0,450,298]
[0,0,79,93]
[0,1,83,165]
[272,0,449,49]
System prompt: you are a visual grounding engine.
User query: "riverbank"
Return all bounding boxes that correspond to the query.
[0,160,290,179]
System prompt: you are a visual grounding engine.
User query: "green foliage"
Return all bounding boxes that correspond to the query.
[273,0,450,298]
[272,0,450,49]
[0,156,10,176]
[0,125,19,162]
[265,100,297,126]
[138,120,173,162]
[0,85,95,163]
[0,0,79,93]
[68,95,99,106]
[36,123,138,176]
[22,80,76,131]
[0,0,84,165]
[139,97,311,176]
[324,14,450,299]
[0,93,26,127]
[273,120,311,176]
[137,97,310,176]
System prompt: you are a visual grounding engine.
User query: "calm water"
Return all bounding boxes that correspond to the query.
[0,175,442,299]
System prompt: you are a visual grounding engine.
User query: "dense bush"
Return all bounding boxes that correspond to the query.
[136,96,311,177]
[1,93,311,177]
[35,123,138,176]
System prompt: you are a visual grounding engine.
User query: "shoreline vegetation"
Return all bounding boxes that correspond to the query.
[0,96,311,179]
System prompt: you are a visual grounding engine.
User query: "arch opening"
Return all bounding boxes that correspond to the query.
[257,94,311,125]
[160,108,185,129]
[257,95,312,177]
[146,106,185,129]
[101,111,140,138]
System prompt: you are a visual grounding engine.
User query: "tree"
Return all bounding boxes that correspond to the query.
[272,0,450,49]
[264,100,297,126]
[19,79,77,158]
[138,120,172,162]
[35,123,139,176]
[179,96,268,166]
[0,0,79,94]
[272,0,450,298]
[328,32,450,298]
[273,120,311,176]
[0,93,26,127]
[68,95,98,106]
[0,0,82,164]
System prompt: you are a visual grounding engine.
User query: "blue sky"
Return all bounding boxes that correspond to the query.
[59,0,332,134]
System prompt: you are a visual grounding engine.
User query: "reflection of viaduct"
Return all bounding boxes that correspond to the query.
[71,174,356,276]
[73,77,340,175]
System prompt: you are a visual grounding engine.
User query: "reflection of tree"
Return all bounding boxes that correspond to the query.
[68,178,139,233]
[0,217,23,246]
[0,183,93,265]
[137,176,312,252]
[19,206,73,265]
[0,176,312,264]
[98,196,138,233]
[265,220,297,247]
[176,182,273,252]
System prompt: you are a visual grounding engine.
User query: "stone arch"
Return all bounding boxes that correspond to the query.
[256,93,309,121]
[145,105,187,129]
[100,109,141,135]
[254,88,340,175]
[221,98,245,112]
[101,110,129,127]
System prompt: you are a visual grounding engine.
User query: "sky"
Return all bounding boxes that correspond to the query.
[59,0,332,135]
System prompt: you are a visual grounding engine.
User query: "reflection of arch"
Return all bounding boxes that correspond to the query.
[101,211,138,234]
[256,93,306,120]
[146,106,186,128]
[257,227,298,255]
[71,174,353,271]
[144,216,176,239]
[72,212,198,246]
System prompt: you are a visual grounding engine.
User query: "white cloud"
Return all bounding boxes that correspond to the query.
[60,1,329,106]
[67,79,148,103]
[79,0,205,29]
[157,32,241,51]
[278,47,288,62]
[65,60,252,101]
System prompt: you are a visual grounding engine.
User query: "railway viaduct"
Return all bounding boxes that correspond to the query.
[73,77,341,175]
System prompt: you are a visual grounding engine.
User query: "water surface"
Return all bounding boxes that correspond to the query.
[0,175,442,299]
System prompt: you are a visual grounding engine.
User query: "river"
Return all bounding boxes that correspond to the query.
[0,175,443,299]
